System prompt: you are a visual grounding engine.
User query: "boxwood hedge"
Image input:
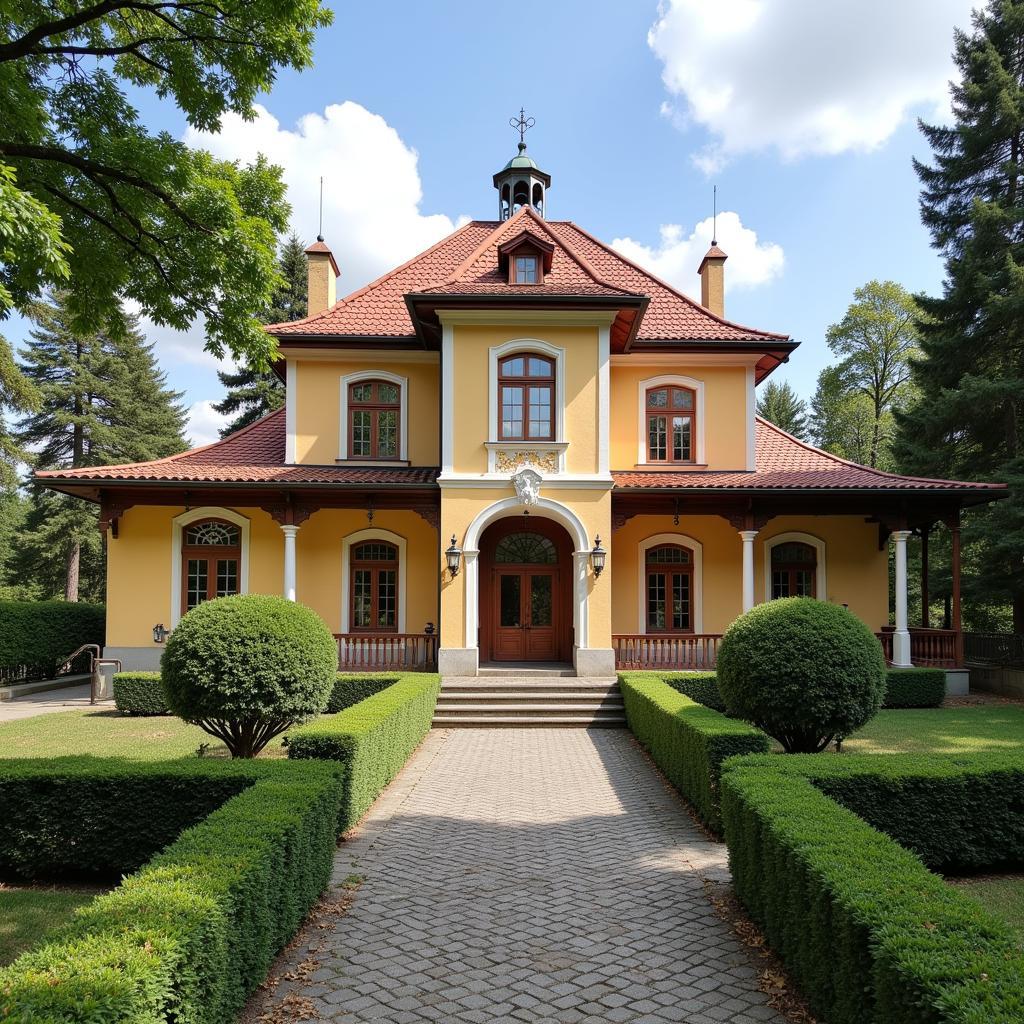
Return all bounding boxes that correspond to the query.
[0,757,345,1023]
[619,673,769,832]
[288,673,440,831]
[327,674,398,713]
[112,672,168,716]
[721,753,1024,1024]
[0,600,105,683]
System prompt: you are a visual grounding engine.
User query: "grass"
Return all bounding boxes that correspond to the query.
[0,709,285,760]
[947,875,1024,934]
[0,886,98,965]
[842,706,1024,754]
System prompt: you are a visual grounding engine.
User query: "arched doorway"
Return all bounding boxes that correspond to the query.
[479,516,573,663]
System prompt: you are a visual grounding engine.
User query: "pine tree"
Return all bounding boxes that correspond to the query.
[0,333,40,490]
[214,232,308,436]
[13,295,187,601]
[895,2,1024,630]
[756,380,808,439]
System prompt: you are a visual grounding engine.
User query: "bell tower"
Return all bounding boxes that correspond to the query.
[493,109,551,220]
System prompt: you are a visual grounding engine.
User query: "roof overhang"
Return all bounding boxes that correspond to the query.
[623,339,799,381]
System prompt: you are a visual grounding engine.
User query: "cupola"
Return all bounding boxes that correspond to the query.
[493,109,551,220]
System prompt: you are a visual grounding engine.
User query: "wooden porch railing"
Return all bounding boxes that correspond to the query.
[875,627,960,668]
[613,634,722,670]
[335,633,438,671]
[964,632,1024,668]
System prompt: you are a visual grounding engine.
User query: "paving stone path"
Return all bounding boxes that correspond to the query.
[278,729,784,1023]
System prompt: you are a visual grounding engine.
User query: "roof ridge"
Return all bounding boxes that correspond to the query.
[755,416,1001,488]
[443,208,532,284]
[540,218,624,291]
[561,220,790,342]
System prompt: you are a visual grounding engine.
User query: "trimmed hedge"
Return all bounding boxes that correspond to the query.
[327,674,398,714]
[0,600,105,682]
[883,667,946,708]
[112,672,168,716]
[721,753,1024,1024]
[0,757,345,1022]
[619,673,769,832]
[288,674,440,831]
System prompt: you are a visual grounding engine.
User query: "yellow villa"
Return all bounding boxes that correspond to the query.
[38,143,1005,688]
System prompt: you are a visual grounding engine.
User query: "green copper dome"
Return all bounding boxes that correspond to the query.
[503,142,539,170]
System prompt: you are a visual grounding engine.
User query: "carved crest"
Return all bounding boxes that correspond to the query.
[511,467,543,506]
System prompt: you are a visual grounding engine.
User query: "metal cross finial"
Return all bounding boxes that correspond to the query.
[510,107,535,145]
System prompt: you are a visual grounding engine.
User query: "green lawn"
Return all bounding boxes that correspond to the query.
[0,887,98,965]
[948,875,1024,934]
[0,709,285,759]
[843,706,1024,754]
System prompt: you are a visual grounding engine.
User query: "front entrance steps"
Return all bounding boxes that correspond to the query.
[433,677,624,728]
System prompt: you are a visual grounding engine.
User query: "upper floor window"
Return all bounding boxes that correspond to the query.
[645,545,693,633]
[771,542,817,599]
[350,541,398,631]
[349,380,400,459]
[182,518,240,613]
[646,385,696,464]
[513,255,538,284]
[498,354,554,441]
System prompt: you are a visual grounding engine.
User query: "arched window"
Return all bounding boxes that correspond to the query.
[770,542,817,599]
[494,532,558,564]
[181,519,241,613]
[646,385,696,464]
[498,354,554,441]
[348,379,400,459]
[351,541,398,632]
[512,178,529,213]
[645,545,693,633]
[531,181,544,216]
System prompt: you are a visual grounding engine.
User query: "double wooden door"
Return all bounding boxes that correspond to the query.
[493,568,559,661]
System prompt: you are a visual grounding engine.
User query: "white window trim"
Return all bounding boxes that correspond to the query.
[339,370,409,462]
[488,338,566,473]
[637,533,704,634]
[763,531,826,603]
[170,507,250,627]
[637,375,706,466]
[340,528,407,634]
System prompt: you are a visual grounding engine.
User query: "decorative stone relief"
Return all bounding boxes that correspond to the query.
[496,450,559,473]
[511,468,543,507]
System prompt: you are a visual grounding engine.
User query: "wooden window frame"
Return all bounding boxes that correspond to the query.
[497,354,555,441]
[770,542,818,599]
[180,518,242,614]
[347,379,401,461]
[511,253,540,285]
[645,385,697,465]
[349,542,399,633]
[645,544,695,634]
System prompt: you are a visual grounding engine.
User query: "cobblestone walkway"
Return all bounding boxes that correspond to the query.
[282,729,783,1023]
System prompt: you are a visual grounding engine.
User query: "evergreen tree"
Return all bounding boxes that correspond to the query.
[756,380,808,439]
[895,2,1024,630]
[13,295,187,601]
[0,333,40,489]
[214,232,307,435]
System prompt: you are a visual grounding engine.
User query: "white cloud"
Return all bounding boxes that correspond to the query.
[649,0,980,169]
[611,211,783,298]
[185,400,230,447]
[185,101,466,292]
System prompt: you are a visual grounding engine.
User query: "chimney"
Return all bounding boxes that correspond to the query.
[698,243,727,318]
[305,236,339,316]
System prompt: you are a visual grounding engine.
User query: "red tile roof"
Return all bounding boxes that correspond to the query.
[612,419,1007,492]
[34,410,439,487]
[267,207,788,343]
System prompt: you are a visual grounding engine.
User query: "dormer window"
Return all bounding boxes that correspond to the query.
[514,255,538,284]
[498,229,553,286]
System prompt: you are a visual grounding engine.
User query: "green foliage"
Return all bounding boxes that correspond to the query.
[618,673,769,832]
[113,672,169,716]
[0,888,95,968]
[659,671,727,712]
[882,667,946,708]
[0,0,332,365]
[755,380,808,439]
[0,757,345,1022]
[0,329,39,489]
[717,598,886,752]
[288,675,440,831]
[810,364,892,467]
[327,674,399,714]
[162,595,337,757]
[0,600,105,682]
[721,753,1024,1024]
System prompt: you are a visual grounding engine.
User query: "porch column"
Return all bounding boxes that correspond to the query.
[892,529,913,667]
[739,530,758,613]
[950,512,963,667]
[920,526,930,628]
[281,525,299,602]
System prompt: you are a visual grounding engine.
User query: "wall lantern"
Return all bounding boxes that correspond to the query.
[445,535,462,578]
[152,623,169,644]
[591,536,606,578]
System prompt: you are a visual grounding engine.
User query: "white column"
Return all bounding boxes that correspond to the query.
[281,524,299,602]
[740,530,758,613]
[891,529,913,667]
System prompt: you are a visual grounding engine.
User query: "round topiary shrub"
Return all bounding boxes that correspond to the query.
[716,597,886,753]
[161,595,337,757]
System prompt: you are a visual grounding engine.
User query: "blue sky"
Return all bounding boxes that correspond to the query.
[12,0,981,445]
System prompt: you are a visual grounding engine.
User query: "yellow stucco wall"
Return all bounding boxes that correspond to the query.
[611,514,888,636]
[292,357,439,465]
[451,324,600,475]
[105,504,438,649]
[609,363,749,470]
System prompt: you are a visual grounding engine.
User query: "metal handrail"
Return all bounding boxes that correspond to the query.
[57,644,121,704]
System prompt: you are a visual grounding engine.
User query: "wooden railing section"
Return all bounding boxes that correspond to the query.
[335,633,438,671]
[876,627,960,668]
[964,632,1024,668]
[613,634,722,670]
